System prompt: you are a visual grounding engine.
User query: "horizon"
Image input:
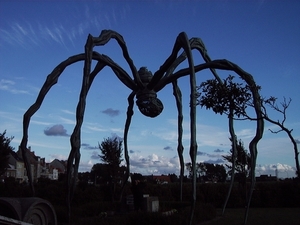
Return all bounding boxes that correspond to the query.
[6,134,298,179]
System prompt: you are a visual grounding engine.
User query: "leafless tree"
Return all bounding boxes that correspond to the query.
[250,96,299,178]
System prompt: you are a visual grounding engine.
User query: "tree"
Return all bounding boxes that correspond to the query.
[197,75,255,215]
[186,162,203,181]
[198,75,299,178]
[250,97,299,178]
[0,130,14,176]
[99,137,123,166]
[204,163,227,182]
[98,136,125,201]
[197,75,251,117]
[168,173,179,183]
[90,163,111,185]
[185,162,227,182]
[130,173,146,211]
[223,138,251,185]
[223,138,251,207]
[198,76,299,225]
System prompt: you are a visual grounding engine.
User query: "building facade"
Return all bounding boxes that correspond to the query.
[2,147,66,183]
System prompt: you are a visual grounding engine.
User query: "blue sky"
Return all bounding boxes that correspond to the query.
[0,1,299,178]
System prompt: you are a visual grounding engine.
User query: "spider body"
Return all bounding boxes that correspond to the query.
[136,67,163,117]
[20,30,264,225]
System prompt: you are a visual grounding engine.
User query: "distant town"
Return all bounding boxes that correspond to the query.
[2,146,66,183]
[2,146,284,185]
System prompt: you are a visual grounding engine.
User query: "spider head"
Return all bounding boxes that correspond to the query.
[136,67,164,118]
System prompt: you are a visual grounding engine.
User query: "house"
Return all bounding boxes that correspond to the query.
[256,174,278,182]
[16,146,42,182]
[146,175,171,184]
[3,147,66,182]
[49,159,67,180]
[6,150,27,183]
[49,159,66,174]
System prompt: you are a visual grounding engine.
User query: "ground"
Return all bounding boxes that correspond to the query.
[199,208,300,225]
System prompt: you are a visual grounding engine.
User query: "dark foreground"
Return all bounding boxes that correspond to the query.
[199,208,300,225]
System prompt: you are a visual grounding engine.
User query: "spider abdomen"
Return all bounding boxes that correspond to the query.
[136,89,163,118]
[136,67,164,117]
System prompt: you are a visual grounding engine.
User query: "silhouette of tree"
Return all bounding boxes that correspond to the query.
[248,97,299,178]
[198,75,299,178]
[185,162,202,180]
[130,173,146,211]
[186,162,227,182]
[90,163,111,184]
[204,163,227,182]
[0,130,14,176]
[223,138,251,184]
[168,173,179,182]
[197,75,300,216]
[98,136,125,201]
[197,75,252,214]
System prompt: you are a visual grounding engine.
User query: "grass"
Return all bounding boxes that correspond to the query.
[198,208,300,225]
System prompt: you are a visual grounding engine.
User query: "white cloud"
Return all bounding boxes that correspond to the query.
[256,163,296,178]
[0,3,130,50]
[79,160,94,172]
[0,79,15,85]
[31,120,52,126]
[59,116,76,125]
[28,140,68,150]
[62,109,75,115]
[110,128,124,133]
[236,128,255,139]
[129,153,180,175]
[85,125,107,132]
[0,111,22,122]
[0,79,29,94]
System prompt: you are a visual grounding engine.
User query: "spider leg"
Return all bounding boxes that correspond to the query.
[20,50,136,221]
[152,36,224,207]
[193,60,263,225]
[148,32,191,90]
[185,38,197,225]
[66,34,141,203]
[222,108,238,215]
[150,32,197,224]
[67,34,139,219]
[244,138,260,224]
[189,38,222,83]
[20,31,139,223]
[172,80,184,202]
[119,91,135,200]
[92,30,143,89]
[92,52,137,90]
[66,60,106,218]
[66,38,96,219]
[160,41,235,215]
[153,37,223,92]
[170,59,263,224]
[20,53,97,196]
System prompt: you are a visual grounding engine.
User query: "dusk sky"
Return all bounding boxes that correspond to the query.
[1,1,299,178]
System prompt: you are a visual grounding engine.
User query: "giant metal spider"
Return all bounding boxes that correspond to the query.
[20,30,264,224]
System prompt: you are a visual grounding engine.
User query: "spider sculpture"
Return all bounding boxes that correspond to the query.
[20,30,264,225]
